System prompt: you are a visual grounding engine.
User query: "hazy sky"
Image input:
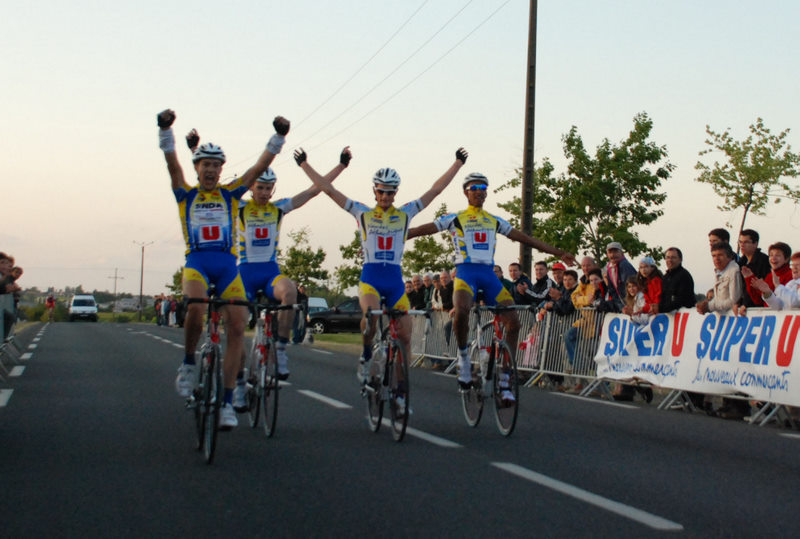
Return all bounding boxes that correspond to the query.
[3,0,799,296]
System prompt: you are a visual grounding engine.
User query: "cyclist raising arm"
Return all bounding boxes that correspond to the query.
[407,172,575,392]
[157,108,289,430]
[294,146,468,391]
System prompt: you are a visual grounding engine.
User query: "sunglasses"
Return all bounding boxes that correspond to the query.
[375,188,397,195]
[466,184,487,191]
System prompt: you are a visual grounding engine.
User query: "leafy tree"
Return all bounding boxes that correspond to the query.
[280,227,329,288]
[695,117,800,236]
[402,203,455,274]
[495,112,673,262]
[334,231,363,291]
[167,268,183,296]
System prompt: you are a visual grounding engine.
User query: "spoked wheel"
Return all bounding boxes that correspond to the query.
[365,374,383,432]
[262,343,279,438]
[203,347,222,463]
[492,341,519,437]
[247,339,262,428]
[388,344,409,442]
[194,348,211,451]
[461,346,484,427]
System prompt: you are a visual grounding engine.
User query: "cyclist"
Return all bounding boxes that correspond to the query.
[45,295,56,322]
[157,108,289,429]
[231,147,352,410]
[408,172,576,399]
[293,147,468,405]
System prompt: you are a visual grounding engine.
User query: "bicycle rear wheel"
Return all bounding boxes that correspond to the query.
[492,341,519,437]
[262,342,279,437]
[388,343,409,442]
[247,338,262,428]
[461,346,484,427]
[203,346,222,463]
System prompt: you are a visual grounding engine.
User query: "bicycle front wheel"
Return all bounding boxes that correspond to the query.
[194,346,212,451]
[492,341,519,437]
[247,337,262,428]
[262,341,279,438]
[461,346,484,427]
[203,345,222,463]
[388,343,409,442]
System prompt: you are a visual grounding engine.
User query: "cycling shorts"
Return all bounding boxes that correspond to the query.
[239,261,289,302]
[183,251,246,300]
[358,263,410,311]
[453,263,512,306]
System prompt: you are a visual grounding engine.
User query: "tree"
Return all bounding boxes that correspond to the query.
[495,112,673,262]
[334,231,363,291]
[695,118,800,237]
[166,268,183,296]
[402,203,455,274]
[280,227,329,288]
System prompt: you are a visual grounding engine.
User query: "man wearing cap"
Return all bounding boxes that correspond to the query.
[604,241,637,311]
[408,171,575,393]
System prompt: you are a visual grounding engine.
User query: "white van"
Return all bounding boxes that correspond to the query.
[69,294,99,322]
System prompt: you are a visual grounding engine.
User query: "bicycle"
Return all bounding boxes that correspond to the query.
[460,304,520,436]
[245,292,302,437]
[362,303,427,442]
[185,289,251,464]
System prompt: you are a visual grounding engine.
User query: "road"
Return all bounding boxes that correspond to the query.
[2,322,799,537]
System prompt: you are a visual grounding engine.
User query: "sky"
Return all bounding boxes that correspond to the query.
[3,0,800,297]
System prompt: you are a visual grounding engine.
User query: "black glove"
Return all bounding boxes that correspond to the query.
[186,129,199,151]
[273,116,290,136]
[456,147,468,164]
[340,148,351,167]
[157,109,175,129]
[293,148,307,166]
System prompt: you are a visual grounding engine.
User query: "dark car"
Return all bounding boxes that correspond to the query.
[307,298,361,334]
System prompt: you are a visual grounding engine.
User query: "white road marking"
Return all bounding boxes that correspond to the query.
[492,462,683,531]
[309,348,333,355]
[0,389,13,406]
[779,432,800,440]
[28,344,37,350]
[33,337,40,342]
[10,366,25,377]
[20,353,33,360]
[379,419,462,448]
[297,390,352,409]
[553,393,638,409]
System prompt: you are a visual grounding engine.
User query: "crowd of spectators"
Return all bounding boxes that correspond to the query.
[0,252,24,340]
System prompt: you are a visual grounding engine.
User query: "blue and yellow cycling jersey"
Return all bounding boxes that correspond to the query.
[434,206,513,265]
[174,178,249,256]
[237,198,294,264]
[345,199,423,265]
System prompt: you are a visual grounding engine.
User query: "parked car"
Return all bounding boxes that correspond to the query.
[69,294,99,322]
[306,297,329,316]
[307,298,361,334]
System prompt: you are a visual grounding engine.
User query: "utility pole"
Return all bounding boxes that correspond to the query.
[107,268,123,319]
[134,241,154,321]
[520,0,538,275]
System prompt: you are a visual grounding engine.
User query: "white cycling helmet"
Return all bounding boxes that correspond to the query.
[256,168,277,183]
[462,172,488,188]
[372,167,401,188]
[192,142,226,164]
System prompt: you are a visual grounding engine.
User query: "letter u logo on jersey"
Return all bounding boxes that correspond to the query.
[202,226,221,241]
[255,227,270,239]
[474,232,487,243]
[377,236,393,250]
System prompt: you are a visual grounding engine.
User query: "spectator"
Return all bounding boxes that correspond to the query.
[169,296,177,327]
[154,295,163,325]
[624,275,650,326]
[578,256,598,284]
[742,242,793,310]
[407,274,427,310]
[736,229,770,308]
[603,242,637,311]
[0,253,21,295]
[508,262,535,305]
[762,252,800,310]
[653,247,696,313]
[430,274,443,310]
[708,227,739,264]
[563,267,604,392]
[404,280,413,296]
[631,256,663,315]
[494,265,514,295]
[422,273,435,309]
[696,242,748,419]
[551,262,566,288]
[161,295,170,327]
[439,270,454,311]
[539,270,578,388]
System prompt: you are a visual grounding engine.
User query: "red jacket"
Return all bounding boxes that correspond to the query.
[745,263,792,306]
[640,276,662,314]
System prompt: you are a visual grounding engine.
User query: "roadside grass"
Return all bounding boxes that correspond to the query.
[314,333,361,345]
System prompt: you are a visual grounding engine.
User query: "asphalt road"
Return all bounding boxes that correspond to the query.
[2,322,799,538]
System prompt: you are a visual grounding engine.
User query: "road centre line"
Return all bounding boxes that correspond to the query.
[379,419,462,448]
[297,390,352,409]
[309,348,333,355]
[33,337,40,342]
[10,366,25,377]
[492,462,683,531]
[20,353,32,360]
[553,393,638,409]
[28,344,37,350]
[0,389,13,407]
[779,433,800,440]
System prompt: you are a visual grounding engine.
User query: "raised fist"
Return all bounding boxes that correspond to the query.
[293,148,307,166]
[186,129,199,151]
[455,147,468,164]
[340,146,352,167]
[157,109,176,129]
[273,116,290,136]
